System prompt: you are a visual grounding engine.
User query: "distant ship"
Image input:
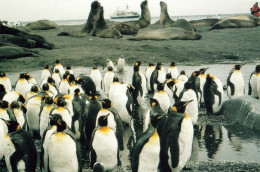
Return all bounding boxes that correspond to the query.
[110,5,140,19]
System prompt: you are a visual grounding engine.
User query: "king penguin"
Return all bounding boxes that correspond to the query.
[90,114,120,171]
[53,59,65,77]
[117,57,125,72]
[15,73,30,97]
[96,99,124,151]
[188,70,202,103]
[204,74,223,114]
[198,68,209,105]
[0,100,16,121]
[76,75,96,96]
[150,62,166,93]
[48,119,81,172]
[66,65,74,74]
[90,66,103,94]
[26,84,41,101]
[0,72,12,92]
[153,83,170,113]
[0,84,7,100]
[41,65,52,81]
[167,62,179,79]
[249,64,260,98]
[131,114,163,172]
[2,119,37,172]
[178,81,199,124]
[103,66,116,96]
[177,70,188,83]
[227,64,245,99]
[145,62,155,93]
[159,100,193,172]
[40,96,54,138]
[10,101,27,129]
[108,76,122,102]
[59,73,70,94]
[52,69,62,88]
[3,91,26,105]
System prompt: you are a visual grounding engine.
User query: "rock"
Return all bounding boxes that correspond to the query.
[220,96,260,131]
[26,20,57,30]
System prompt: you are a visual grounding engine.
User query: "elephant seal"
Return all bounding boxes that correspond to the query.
[172,19,196,32]
[159,1,175,27]
[91,6,122,39]
[190,19,219,26]
[110,23,139,35]
[26,20,57,30]
[0,34,36,48]
[0,24,54,49]
[82,1,101,33]
[128,27,202,41]
[0,44,38,59]
[121,0,151,29]
[209,15,259,30]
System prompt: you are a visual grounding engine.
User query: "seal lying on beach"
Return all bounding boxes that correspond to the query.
[190,19,219,26]
[110,23,139,35]
[0,34,36,48]
[82,1,101,33]
[0,43,38,59]
[209,15,259,30]
[26,20,57,30]
[128,27,202,41]
[91,6,122,39]
[0,24,54,49]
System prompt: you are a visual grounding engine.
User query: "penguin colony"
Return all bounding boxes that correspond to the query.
[0,58,251,172]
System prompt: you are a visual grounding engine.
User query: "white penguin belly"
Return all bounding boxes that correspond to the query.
[3,91,19,104]
[181,90,198,124]
[15,80,29,97]
[26,98,41,132]
[49,133,78,172]
[52,108,72,128]
[199,76,206,103]
[145,67,155,91]
[14,109,25,128]
[92,129,118,171]
[138,132,160,172]
[59,81,70,95]
[0,78,12,92]
[168,67,179,79]
[90,70,102,93]
[52,73,61,88]
[40,106,53,137]
[41,70,51,81]
[228,72,244,98]
[113,95,131,124]
[250,74,259,98]
[153,92,170,113]
[104,72,115,96]
[0,110,10,120]
[0,120,8,159]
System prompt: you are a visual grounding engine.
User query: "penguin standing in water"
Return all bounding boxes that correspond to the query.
[10,101,27,129]
[227,64,245,99]
[204,74,223,114]
[117,57,125,72]
[178,81,198,124]
[41,65,52,81]
[150,62,166,93]
[198,68,209,105]
[177,70,188,83]
[106,59,115,70]
[72,88,86,140]
[188,70,202,103]
[145,62,155,93]
[90,66,103,94]
[103,66,116,96]
[15,73,30,97]
[40,96,54,138]
[96,99,124,151]
[153,83,170,113]
[48,119,81,172]
[84,92,102,146]
[249,64,260,98]
[131,114,163,172]
[132,61,146,106]
[159,101,193,172]
[52,69,61,88]
[53,59,65,77]
[2,119,37,172]
[90,114,120,171]
[167,62,179,79]
[0,72,12,92]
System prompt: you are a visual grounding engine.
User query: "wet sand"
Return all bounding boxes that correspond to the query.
[0,24,260,72]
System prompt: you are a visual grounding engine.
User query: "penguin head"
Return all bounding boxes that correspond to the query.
[255,65,260,73]
[157,83,165,91]
[74,88,81,96]
[199,68,209,74]
[47,76,55,85]
[156,62,162,70]
[25,73,30,80]
[98,114,109,127]
[0,72,6,77]
[10,101,20,109]
[17,94,25,104]
[93,162,105,172]
[107,66,113,72]
[44,96,54,105]
[150,98,160,107]
[206,74,215,82]
[166,73,172,79]
[192,71,200,77]
[184,81,192,89]
[233,64,245,70]
[148,62,154,67]
[170,62,176,67]
[62,73,69,80]
[49,113,62,126]
[150,114,163,128]
[93,66,98,70]
[180,70,186,75]
[0,84,6,92]
[0,100,9,109]
[1,119,21,133]
[88,92,98,100]
[135,61,141,67]
[76,76,83,85]
[19,73,27,79]
[57,97,66,107]
[113,76,119,83]
[54,69,60,73]
[171,100,193,113]
[31,85,40,93]
[55,59,61,64]
[101,99,112,109]
[42,83,50,91]
[127,84,135,95]
[55,119,68,132]
[66,66,71,70]
[68,74,76,84]
[44,65,49,70]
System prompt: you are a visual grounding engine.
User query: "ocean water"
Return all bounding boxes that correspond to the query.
[20,13,250,26]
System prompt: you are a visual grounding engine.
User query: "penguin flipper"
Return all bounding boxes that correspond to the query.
[126,90,133,116]
[7,109,17,121]
[90,128,98,168]
[10,151,22,172]
[213,87,222,106]
[227,80,235,96]
[248,73,254,95]
[110,107,124,151]
[168,122,181,168]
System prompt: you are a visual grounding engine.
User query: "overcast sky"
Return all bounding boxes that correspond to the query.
[0,0,255,22]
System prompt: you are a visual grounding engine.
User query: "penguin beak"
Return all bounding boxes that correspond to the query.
[104,113,110,119]
[184,100,193,106]
[202,68,209,73]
